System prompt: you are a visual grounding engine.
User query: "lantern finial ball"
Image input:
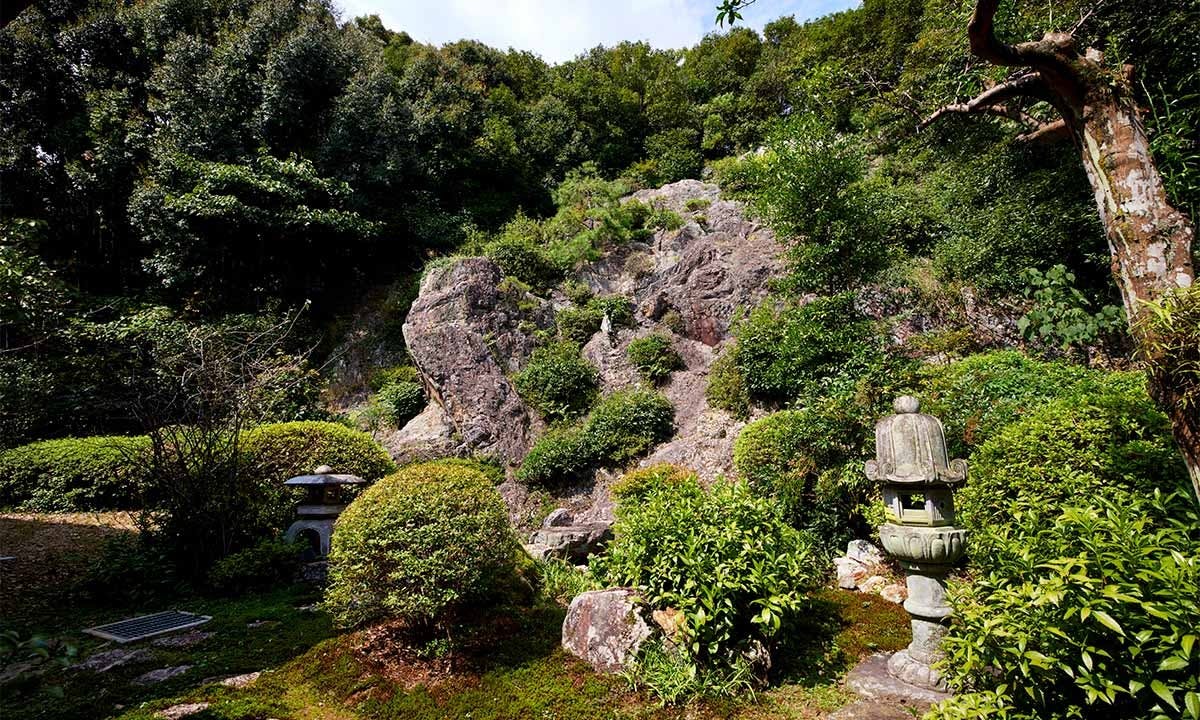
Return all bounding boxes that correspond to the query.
[893,395,920,414]
[314,465,333,474]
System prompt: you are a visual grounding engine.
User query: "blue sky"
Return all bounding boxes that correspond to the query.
[333,0,861,64]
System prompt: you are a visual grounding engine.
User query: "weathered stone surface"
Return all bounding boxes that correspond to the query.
[846,540,886,567]
[132,665,192,686]
[156,703,210,719]
[403,257,554,465]
[845,653,950,705]
[542,508,574,528]
[836,557,870,590]
[218,671,261,688]
[561,589,652,673]
[381,402,459,465]
[74,648,153,673]
[528,522,612,562]
[150,630,213,649]
[879,583,908,605]
[828,699,927,720]
[859,576,888,595]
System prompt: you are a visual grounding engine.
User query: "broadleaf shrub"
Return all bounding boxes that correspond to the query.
[706,345,750,420]
[610,464,696,502]
[930,489,1200,720]
[626,334,684,383]
[517,389,674,487]
[324,462,519,629]
[513,341,599,422]
[207,538,304,595]
[556,294,633,344]
[593,476,821,688]
[376,379,425,428]
[0,435,151,511]
[241,421,396,483]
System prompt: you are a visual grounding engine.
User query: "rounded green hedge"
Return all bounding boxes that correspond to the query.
[626,334,684,383]
[513,341,599,422]
[377,380,425,428]
[241,421,396,483]
[324,461,519,629]
[0,435,151,511]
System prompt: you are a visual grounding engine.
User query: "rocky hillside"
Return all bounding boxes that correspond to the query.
[392,180,781,523]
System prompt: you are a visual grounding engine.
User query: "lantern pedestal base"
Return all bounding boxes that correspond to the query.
[845,652,951,706]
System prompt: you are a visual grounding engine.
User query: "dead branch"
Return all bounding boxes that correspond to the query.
[1017,118,1072,144]
[920,73,1047,130]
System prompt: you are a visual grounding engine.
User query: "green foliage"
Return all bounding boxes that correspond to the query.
[626,334,684,383]
[241,421,396,483]
[207,538,305,595]
[593,476,821,678]
[752,116,899,291]
[918,351,1125,458]
[514,341,599,422]
[556,294,634,344]
[368,365,422,393]
[484,214,564,290]
[1018,265,1125,349]
[76,536,182,606]
[376,379,426,428]
[627,640,757,704]
[735,294,875,404]
[0,435,151,511]
[533,558,600,606]
[611,464,697,502]
[705,345,751,420]
[410,456,507,485]
[931,490,1200,720]
[959,390,1184,559]
[517,389,674,487]
[324,461,519,629]
[1137,286,1200,442]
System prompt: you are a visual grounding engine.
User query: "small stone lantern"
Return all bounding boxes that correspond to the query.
[865,396,968,692]
[283,465,365,560]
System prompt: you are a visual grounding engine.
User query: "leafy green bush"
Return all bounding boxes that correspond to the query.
[931,490,1200,720]
[324,461,519,629]
[593,476,820,684]
[241,421,396,483]
[534,558,600,606]
[556,295,634,344]
[562,280,594,306]
[207,538,304,595]
[736,294,875,404]
[959,391,1184,559]
[0,435,151,511]
[484,213,563,290]
[626,334,684,383]
[407,456,506,485]
[918,351,1135,459]
[1018,264,1125,350]
[705,345,750,420]
[610,464,696,502]
[515,427,593,487]
[513,341,599,422]
[368,365,421,393]
[733,402,872,546]
[517,389,675,487]
[376,380,425,428]
[76,536,181,605]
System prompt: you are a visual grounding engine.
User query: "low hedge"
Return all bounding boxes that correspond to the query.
[0,435,151,511]
[241,421,396,483]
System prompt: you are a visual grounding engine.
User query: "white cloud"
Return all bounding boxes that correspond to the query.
[334,0,861,64]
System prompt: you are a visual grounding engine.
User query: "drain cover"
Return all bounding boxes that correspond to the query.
[84,611,212,644]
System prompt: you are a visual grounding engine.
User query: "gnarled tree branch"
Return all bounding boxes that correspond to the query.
[920,73,1048,131]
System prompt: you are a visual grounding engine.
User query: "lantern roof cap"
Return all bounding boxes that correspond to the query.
[284,465,366,486]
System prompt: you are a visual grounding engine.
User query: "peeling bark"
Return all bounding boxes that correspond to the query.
[925,1,1200,500]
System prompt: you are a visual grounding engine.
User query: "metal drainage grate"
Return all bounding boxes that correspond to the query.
[84,611,212,644]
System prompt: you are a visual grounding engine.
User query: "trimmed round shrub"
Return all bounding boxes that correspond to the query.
[513,341,599,422]
[584,388,675,464]
[626,334,684,383]
[0,435,151,511]
[483,216,563,290]
[241,421,396,483]
[593,476,821,680]
[610,463,696,502]
[706,345,750,420]
[324,462,519,629]
[377,379,425,428]
[556,295,634,344]
[732,405,870,545]
[959,390,1184,561]
[516,427,592,487]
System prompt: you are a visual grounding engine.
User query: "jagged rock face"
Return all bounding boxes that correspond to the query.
[402,258,554,465]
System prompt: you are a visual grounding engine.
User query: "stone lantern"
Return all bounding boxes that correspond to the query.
[283,465,365,560]
[865,396,968,692]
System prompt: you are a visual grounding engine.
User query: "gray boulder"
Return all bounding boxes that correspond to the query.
[561,589,653,673]
[527,522,612,562]
[402,258,554,465]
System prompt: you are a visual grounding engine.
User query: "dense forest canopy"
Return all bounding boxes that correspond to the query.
[2,0,1197,446]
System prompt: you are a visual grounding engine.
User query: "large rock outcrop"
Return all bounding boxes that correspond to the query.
[402,258,554,465]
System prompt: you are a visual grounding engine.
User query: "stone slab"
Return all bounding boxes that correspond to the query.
[845,653,950,706]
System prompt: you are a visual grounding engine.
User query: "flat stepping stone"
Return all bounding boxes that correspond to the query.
[132,665,192,686]
[74,648,154,673]
[156,703,210,719]
[828,699,925,720]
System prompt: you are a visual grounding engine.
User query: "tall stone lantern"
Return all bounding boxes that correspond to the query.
[865,396,967,692]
